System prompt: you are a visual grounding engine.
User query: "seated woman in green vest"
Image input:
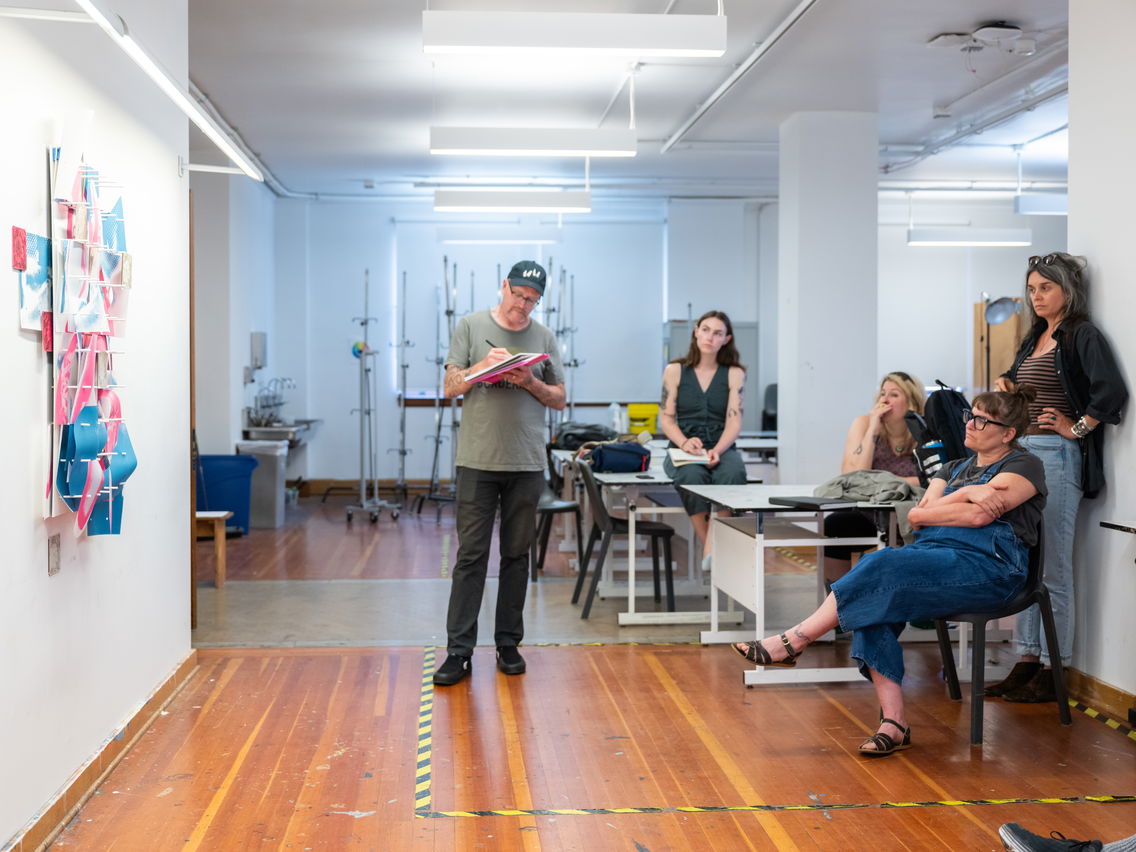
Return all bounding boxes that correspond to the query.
[659,310,747,570]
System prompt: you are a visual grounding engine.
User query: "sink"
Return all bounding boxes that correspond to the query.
[243,418,322,448]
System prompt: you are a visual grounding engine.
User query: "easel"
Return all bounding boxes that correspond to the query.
[416,256,459,521]
[346,269,399,523]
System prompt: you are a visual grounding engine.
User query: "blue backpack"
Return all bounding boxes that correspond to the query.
[588,442,651,473]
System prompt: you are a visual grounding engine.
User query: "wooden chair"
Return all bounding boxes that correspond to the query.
[934,525,1072,745]
[572,462,676,619]
[531,446,584,581]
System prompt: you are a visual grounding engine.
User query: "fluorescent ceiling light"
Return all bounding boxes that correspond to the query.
[430,126,636,158]
[74,0,263,182]
[437,226,562,245]
[434,190,591,214]
[1013,192,1068,216]
[906,227,1032,247]
[422,11,727,58]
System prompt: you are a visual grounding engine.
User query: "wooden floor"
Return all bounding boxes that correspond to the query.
[51,498,1136,850]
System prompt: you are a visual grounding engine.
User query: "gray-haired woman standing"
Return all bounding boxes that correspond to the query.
[989,252,1127,702]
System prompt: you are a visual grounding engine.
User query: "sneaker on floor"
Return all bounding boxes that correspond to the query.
[496,645,526,675]
[998,822,1103,851]
[433,653,471,686]
[1002,667,1058,703]
[986,661,1043,697]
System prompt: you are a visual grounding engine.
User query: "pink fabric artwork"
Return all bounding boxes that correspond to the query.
[11,226,27,270]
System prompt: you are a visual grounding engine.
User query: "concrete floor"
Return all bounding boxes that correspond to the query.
[192,572,818,649]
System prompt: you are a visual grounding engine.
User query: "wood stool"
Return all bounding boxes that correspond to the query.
[195,510,234,587]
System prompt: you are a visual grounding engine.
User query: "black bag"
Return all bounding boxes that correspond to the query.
[922,380,973,463]
[589,442,651,473]
[553,421,616,451]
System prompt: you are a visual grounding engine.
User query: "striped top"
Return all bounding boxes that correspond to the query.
[1016,349,1071,426]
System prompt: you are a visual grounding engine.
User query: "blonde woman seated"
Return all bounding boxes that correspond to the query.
[823,371,924,584]
[733,388,1045,757]
[659,310,747,570]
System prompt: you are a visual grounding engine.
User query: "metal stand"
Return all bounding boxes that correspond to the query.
[347,269,399,523]
[387,271,412,508]
[554,266,580,422]
[416,256,459,521]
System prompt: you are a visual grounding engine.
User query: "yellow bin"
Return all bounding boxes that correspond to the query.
[627,403,659,435]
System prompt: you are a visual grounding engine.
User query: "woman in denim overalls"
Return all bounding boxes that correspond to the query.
[734,389,1047,757]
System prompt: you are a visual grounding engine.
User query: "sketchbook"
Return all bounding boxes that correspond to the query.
[766,495,860,510]
[667,448,710,466]
[465,351,549,384]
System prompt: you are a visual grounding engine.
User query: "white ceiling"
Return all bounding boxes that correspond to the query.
[187,0,1070,201]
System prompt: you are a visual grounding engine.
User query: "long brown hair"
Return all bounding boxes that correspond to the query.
[672,310,745,370]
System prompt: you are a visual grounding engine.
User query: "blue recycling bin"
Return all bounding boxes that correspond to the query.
[196,454,259,535]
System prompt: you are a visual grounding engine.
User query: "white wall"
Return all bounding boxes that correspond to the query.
[666,199,759,323]
[877,196,1067,395]
[0,3,192,844]
[191,172,276,454]
[1067,0,1136,696]
[262,203,668,480]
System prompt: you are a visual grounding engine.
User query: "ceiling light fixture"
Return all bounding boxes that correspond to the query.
[434,190,591,214]
[73,0,264,182]
[422,9,726,58]
[906,227,1033,247]
[430,126,637,158]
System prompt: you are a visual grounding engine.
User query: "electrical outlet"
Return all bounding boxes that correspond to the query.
[48,533,61,576]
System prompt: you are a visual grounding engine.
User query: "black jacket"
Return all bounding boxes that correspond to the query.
[1004,318,1128,497]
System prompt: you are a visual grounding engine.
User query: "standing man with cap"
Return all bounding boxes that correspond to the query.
[434,260,566,686]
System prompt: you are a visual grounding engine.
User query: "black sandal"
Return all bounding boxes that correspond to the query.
[858,718,911,757]
[733,634,799,668]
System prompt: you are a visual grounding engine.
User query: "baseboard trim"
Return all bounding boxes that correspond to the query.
[300,478,444,498]
[1067,667,1136,725]
[5,650,199,852]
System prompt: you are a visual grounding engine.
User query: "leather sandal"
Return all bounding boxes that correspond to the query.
[733,633,800,667]
[858,718,911,757]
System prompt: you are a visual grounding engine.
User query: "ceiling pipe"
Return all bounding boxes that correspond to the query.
[660,0,818,154]
[881,82,1068,174]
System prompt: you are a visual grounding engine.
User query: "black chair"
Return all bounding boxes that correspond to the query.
[531,446,584,582]
[933,526,1072,745]
[572,462,676,618]
[761,383,777,433]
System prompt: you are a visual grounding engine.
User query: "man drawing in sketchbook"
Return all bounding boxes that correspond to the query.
[433,260,566,686]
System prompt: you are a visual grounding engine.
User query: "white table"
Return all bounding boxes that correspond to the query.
[683,483,889,685]
[591,469,741,626]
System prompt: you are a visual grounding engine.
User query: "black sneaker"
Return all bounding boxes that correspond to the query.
[496,646,526,675]
[433,653,471,686]
[998,822,1102,851]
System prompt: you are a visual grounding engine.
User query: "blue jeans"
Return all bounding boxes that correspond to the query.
[1016,435,1082,665]
[832,522,1028,684]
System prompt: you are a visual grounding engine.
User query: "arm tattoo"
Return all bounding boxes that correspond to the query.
[853,444,863,455]
[444,365,467,395]
[660,384,668,408]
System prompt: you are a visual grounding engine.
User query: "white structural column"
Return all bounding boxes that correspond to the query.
[777,112,879,483]
[1066,1,1136,693]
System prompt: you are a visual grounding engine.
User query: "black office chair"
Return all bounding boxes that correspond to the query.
[531,446,584,582]
[933,525,1072,745]
[572,462,676,619]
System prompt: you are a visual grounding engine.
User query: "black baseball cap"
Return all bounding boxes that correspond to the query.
[506,260,547,297]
